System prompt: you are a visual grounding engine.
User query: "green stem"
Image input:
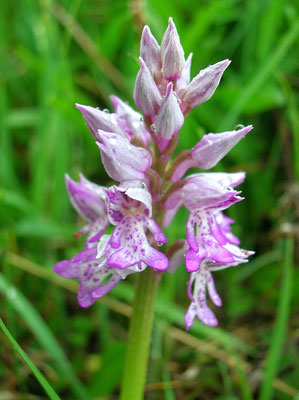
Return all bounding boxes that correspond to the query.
[120,268,159,400]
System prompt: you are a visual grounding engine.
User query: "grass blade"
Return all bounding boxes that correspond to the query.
[0,318,61,400]
[0,273,90,400]
[258,237,294,400]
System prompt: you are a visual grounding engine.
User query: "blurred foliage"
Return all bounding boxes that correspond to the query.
[0,0,298,398]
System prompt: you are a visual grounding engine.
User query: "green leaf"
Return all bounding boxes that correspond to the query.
[258,238,294,400]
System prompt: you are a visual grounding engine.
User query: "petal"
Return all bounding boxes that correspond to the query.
[216,212,240,245]
[53,260,80,279]
[77,285,97,308]
[182,176,242,212]
[185,266,219,329]
[186,214,198,252]
[196,304,218,326]
[65,174,107,222]
[185,248,205,272]
[206,271,222,307]
[209,213,228,246]
[143,246,169,271]
[125,186,153,216]
[77,262,122,307]
[199,172,246,188]
[162,205,181,228]
[145,218,168,244]
[185,303,197,330]
[91,274,122,299]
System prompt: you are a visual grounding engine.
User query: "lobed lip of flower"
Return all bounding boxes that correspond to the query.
[103,185,169,271]
[185,263,222,328]
[54,235,148,308]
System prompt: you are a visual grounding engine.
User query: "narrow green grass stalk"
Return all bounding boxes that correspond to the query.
[0,318,61,400]
[120,268,159,400]
[0,273,89,400]
[258,238,294,400]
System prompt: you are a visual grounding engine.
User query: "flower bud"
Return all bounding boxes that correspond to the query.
[133,57,162,118]
[97,130,152,182]
[110,95,151,146]
[151,82,184,142]
[161,17,185,80]
[179,59,231,109]
[169,126,252,181]
[140,25,162,80]
[192,125,253,169]
[76,103,126,139]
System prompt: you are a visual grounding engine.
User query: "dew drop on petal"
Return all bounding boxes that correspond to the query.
[140,117,144,122]
[234,124,245,130]
[103,109,110,113]
[157,242,163,247]
[151,124,157,133]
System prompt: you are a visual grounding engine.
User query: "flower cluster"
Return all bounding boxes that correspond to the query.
[54,18,253,329]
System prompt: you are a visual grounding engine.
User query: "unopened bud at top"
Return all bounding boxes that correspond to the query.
[161,17,185,80]
[140,26,162,81]
[133,57,162,118]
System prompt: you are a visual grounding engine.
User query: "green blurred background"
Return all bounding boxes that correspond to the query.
[0,0,298,399]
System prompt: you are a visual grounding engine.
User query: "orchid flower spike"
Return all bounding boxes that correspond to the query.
[54,17,254,330]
